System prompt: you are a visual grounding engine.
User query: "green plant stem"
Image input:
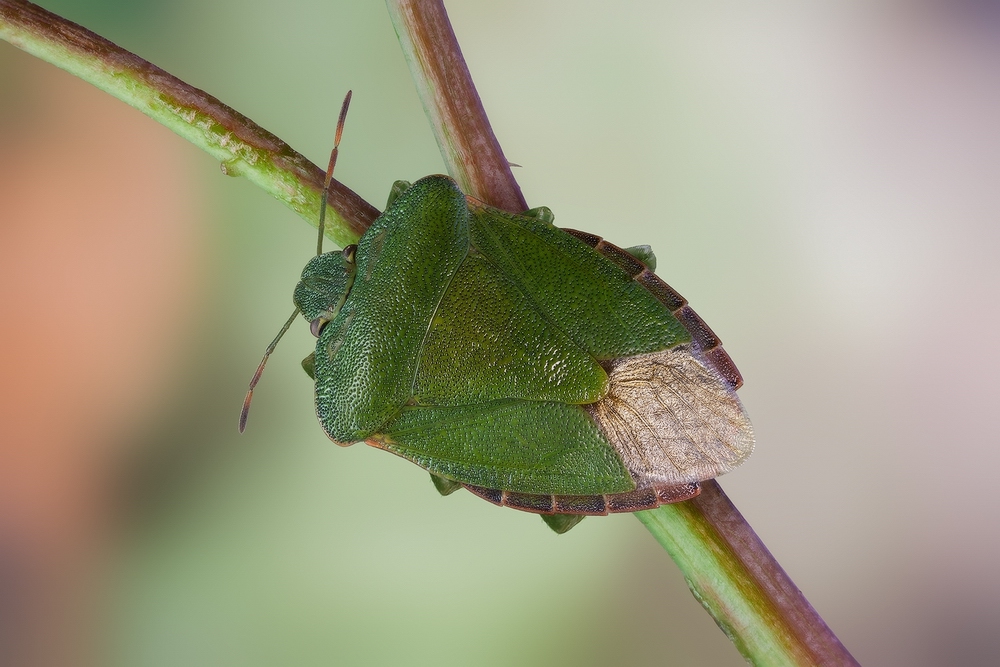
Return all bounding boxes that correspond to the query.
[386,2,858,665]
[637,481,858,665]
[0,0,379,249]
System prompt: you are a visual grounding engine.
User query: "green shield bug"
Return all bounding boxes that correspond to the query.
[242,93,753,533]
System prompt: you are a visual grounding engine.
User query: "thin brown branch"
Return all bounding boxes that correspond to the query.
[685,481,859,664]
[386,0,527,213]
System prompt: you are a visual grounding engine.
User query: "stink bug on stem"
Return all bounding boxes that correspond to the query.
[242,93,754,533]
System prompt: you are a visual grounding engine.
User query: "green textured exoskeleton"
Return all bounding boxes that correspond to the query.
[294,175,753,532]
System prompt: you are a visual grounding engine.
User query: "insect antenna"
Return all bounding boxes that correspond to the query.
[241,90,353,433]
[317,90,353,256]
[239,308,300,432]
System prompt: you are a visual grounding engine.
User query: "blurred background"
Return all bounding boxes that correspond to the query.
[2,1,999,665]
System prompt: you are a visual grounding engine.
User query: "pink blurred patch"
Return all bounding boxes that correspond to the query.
[0,50,204,665]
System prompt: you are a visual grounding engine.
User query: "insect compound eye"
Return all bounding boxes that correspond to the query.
[343,244,358,264]
[310,317,328,338]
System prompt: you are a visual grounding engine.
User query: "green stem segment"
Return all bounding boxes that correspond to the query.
[385,0,527,213]
[387,2,858,665]
[0,0,379,248]
[637,481,859,666]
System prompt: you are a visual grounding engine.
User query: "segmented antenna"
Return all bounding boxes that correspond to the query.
[317,90,353,256]
[240,90,354,433]
[239,308,299,432]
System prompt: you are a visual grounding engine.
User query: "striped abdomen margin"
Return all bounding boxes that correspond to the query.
[563,228,743,390]
[462,483,701,516]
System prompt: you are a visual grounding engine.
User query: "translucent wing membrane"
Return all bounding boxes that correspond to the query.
[585,345,753,486]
